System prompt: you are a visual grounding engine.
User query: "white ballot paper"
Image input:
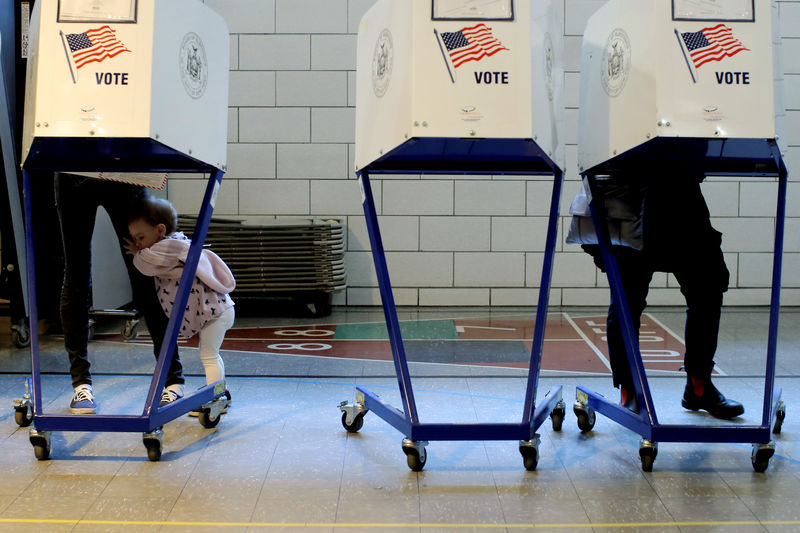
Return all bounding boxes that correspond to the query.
[58,0,137,22]
[673,0,754,21]
[433,0,513,19]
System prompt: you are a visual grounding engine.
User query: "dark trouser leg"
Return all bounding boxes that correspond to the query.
[674,232,742,418]
[673,236,729,380]
[102,186,184,387]
[131,271,185,387]
[32,172,64,325]
[55,174,98,388]
[604,247,653,390]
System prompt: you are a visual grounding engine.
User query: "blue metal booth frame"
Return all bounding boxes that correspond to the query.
[573,136,788,472]
[339,137,566,471]
[15,137,229,461]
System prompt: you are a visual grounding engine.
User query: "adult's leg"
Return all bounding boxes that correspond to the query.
[55,174,98,388]
[31,172,64,328]
[673,231,729,380]
[674,233,742,418]
[102,184,185,387]
[603,247,653,390]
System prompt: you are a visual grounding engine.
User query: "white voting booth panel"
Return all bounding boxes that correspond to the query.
[21,0,229,174]
[578,0,781,173]
[355,0,564,172]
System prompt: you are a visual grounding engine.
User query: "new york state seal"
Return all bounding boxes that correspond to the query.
[601,28,631,98]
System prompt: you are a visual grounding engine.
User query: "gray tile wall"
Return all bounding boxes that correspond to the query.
[176,0,800,306]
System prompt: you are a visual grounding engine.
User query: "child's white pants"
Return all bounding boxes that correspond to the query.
[199,306,234,384]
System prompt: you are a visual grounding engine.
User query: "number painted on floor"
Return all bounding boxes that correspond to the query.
[273,329,334,337]
[266,343,332,351]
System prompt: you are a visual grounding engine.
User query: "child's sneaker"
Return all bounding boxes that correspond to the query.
[159,383,185,407]
[70,385,97,414]
[188,389,231,417]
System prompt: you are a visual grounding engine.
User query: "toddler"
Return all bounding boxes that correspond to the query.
[124,197,235,412]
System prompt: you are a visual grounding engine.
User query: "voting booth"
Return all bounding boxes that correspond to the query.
[15,0,230,461]
[572,0,787,472]
[354,0,564,176]
[21,0,228,176]
[340,0,566,471]
[577,0,784,176]
[354,0,564,173]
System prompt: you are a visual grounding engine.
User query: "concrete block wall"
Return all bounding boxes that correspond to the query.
[175,0,800,307]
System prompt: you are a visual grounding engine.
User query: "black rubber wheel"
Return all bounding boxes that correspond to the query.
[145,440,162,462]
[406,449,426,471]
[11,326,30,348]
[33,442,50,461]
[574,406,596,433]
[752,447,774,473]
[520,447,538,471]
[550,407,565,432]
[773,408,785,434]
[14,407,33,427]
[402,443,427,472]
[640,449,656,472]
[341,411,365,433]
[199,408,221,428]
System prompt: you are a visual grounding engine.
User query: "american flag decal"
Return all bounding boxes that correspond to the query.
[441,23,508,68]
[65,26,130,69]
[680,24,749,69]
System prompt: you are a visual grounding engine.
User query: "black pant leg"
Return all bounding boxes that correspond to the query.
[604,247,653,389]
[101,185,185,387]
[55,174,99,388]
[672,231,729,380]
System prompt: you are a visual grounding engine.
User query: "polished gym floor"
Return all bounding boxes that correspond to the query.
[0,305,799,532]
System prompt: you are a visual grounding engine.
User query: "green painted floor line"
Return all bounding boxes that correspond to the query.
[333,319,459,340]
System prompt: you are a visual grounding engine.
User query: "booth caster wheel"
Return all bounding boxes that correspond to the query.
[10,321,30,348]
[574,402,596,433]
[13,380,34,428]
[198,392,230,429]
[339,401,368,433]
[340,411,366,432]
[29,429,51,461]
[519,436,541,471]
[639,440,658,472]
[199,409,221,429]
[751,442,775,473]
[550,400,566,432]
[14,405,33,427]
[199,411,219,428]
[773,401,786,434]
[122,318,140,340]
[143,428,164,462]
[402,439,428,472]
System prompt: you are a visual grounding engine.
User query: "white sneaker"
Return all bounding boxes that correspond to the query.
[159,384,185,407]
[70,385,97,414]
